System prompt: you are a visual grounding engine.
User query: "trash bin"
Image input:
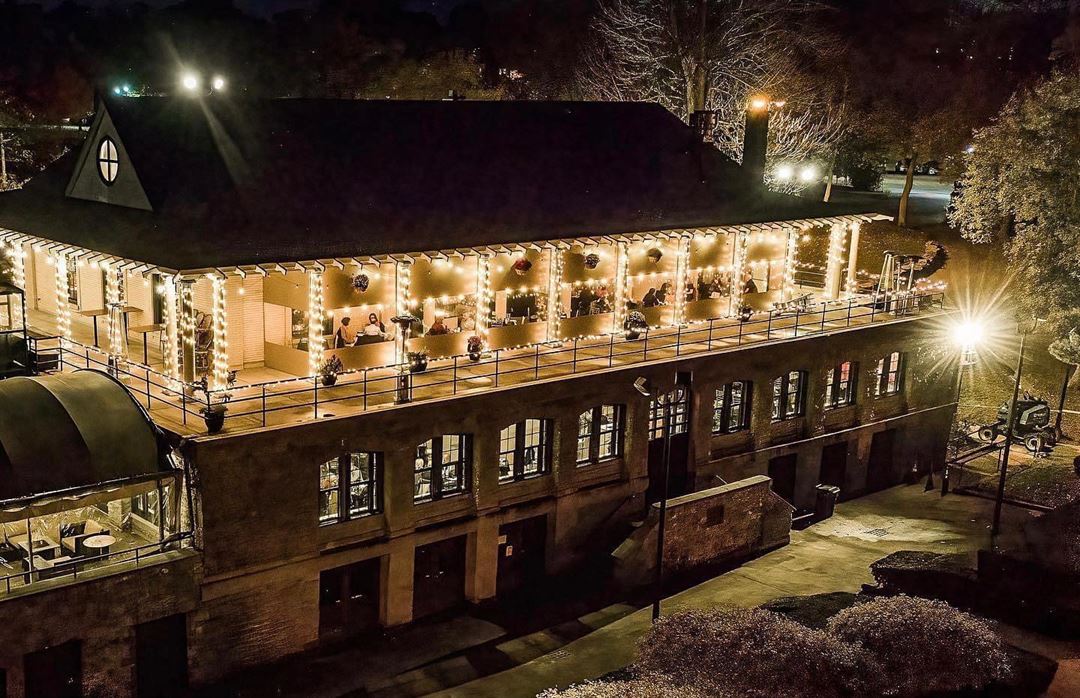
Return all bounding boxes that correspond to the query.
[814,484,840,521]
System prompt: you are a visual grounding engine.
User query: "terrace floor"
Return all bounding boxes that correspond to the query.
[25,291,945,438]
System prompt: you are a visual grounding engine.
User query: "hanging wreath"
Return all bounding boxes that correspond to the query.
[647,248,663,264]
[352,273,370,292]
[584,253,601,269]
[512,258,533,276]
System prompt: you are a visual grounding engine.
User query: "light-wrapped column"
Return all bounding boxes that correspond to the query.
[475,255,491,343]
[845,221,861,297]
[104,262,125,360]
[729,230,749,315]
[672,236,691,325]
[612,241,629,332]
[53,252,71,343]
[824,223,848,300]
[782,227,799,300]
[546,249,563,341]
[162,277,180,382]
[8,242,25,290]
[307,270,324,376]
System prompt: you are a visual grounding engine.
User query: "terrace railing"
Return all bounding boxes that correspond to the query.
[53,291,945,433]
[0,531,193,597]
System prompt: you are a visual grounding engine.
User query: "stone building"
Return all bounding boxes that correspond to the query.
[0,97,955,696]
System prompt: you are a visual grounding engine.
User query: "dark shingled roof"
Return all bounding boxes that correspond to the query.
[0,97,855,271]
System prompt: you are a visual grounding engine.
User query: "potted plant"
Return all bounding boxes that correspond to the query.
[738,303,754,322]
[319,354,343,387]
[467,335,484,362]
[192,374,236,434]
[408,350,428,373]
[623,311,648,340]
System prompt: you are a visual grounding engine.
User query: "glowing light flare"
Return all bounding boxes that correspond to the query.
[775,164,794,182]
[181,72,200,92]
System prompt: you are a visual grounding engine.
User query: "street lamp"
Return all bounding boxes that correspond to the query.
[942,317,985,495]
[211,75,226,92]
[991,317,1045,540]
[633,375,672,622]
[180,72,200,92]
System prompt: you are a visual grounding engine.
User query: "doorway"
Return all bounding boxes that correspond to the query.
[25,640,80,698]
[768,453,798,504]
[136,614,188,698]
[413,535,467,619]
[320,557,381,639]
[867,429,897,492]
[497,515,548,598]
[819,441,849,491]
[646,375,693,504]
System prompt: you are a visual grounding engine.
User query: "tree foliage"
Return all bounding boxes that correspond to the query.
[950,70,1080,361]
[576,0,848,190]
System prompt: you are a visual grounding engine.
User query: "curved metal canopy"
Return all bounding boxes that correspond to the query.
[0,370,173,517]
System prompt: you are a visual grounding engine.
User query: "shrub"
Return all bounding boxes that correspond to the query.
[538,678,714,698]
[827,596,1011,695]
[636,608,876,698]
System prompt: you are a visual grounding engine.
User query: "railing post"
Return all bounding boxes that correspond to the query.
[793,308,799,338]
[536,345,541,378]
[847,298,853,325]
[737,317,743,345]
[870,298,877,324]
[821,303,827,333]
[767,312,773,340]
[707,319,714,350]
[453,357,459,395]
[675,325,682,356]
[573,337,579,372]
[363,369,368,410]
[181,389,187,426]
[145,372,151,409]
[261,385,267,426]
[608,334,614,367]
[494,350,500,387]
[313,376,319,419]
[642,330,649,361]
[85,346,90,369]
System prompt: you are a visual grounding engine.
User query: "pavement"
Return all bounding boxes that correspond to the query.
[432,484,1038,697]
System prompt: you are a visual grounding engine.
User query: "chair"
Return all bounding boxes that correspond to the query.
[60,520,110,557]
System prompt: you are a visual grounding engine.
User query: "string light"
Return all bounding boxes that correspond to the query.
[105,265,125,360]
[7,242,25,290]
[307,270,324,376]
[476,254,491,343]
[783,227,799,300]
[613,241,629,331]
[546,250,563,340]
[825,223,848,300]
[845,221,861,298]
[53,252,71,343]
[730,230,749,314]
[673,236,690,324]
[163,277,180,383]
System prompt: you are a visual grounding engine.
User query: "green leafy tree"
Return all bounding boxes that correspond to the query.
[950,70,1080,367]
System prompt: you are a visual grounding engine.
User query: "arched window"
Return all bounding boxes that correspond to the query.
[576,404,624,465]
[415,434,471,502]
[825,361,857,408]
[97,137,119,184]
[499,418,553,483]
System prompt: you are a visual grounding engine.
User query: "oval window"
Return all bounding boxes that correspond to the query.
[97,137,119,184]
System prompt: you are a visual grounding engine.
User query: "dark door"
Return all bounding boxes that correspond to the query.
[414,535,467,619]
[135,614,187,698]
[497,515,548,597]
[819,441,848,491]
[25,641,81,698]
[867,429,897,492]
[319,557,381,639]
[647,382,692,504]
[768,453,798,504]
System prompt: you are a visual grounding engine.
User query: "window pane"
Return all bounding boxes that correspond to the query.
[772,377,782,419]
[577,409,593,463]
[729,382,745,431]
[415,441,432,500]
[499,425,516,482]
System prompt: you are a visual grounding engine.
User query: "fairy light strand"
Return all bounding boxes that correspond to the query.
[546,250,563,341]
[162,277,180,382]
[307,270,324,376]
[53,252,71,343]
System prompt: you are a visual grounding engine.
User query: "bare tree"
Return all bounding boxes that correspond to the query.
[578,0,848,189]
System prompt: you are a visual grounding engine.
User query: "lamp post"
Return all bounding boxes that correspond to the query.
[633,375,672,622]
[991,318,1044,540]
[943,320,984,495]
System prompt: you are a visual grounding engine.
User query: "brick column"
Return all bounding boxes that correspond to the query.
[380,541,415,626]
[466,516,499,603]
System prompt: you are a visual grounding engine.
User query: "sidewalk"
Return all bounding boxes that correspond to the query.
[433,484,1037,697]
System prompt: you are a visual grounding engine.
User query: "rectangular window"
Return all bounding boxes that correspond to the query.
[875,352,904,396]
[825,361,857,408]
[713,380,751,433]
[649,387,689,440]
[415,435,471,502]
[772,370,807,421]
[499,419,552,483]
[320,452,381,524]
[577,405,624,465]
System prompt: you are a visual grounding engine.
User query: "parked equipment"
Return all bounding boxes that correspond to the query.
[977,393,1058,453]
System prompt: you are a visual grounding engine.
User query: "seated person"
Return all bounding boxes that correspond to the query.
[657,282,672,305]
[641,287,659,308]
[427,317,450,336]
[590,286,611,315]
[362,313,386,338]
[742,273,759,295]
[334,316,357,348]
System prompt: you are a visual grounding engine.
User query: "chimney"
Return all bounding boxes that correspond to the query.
[742,98,770,184]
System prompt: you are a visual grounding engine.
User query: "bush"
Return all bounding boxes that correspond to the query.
[538,678,713,698]
[827,596,1011,695]
[635,608,876,698]
[838,151,884,192]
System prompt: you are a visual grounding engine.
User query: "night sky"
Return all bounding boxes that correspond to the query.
[56,0,469,19]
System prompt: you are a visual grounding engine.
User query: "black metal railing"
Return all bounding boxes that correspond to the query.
[55,291,944,432]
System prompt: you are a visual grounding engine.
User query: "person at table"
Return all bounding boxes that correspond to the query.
[590,286,611,315]
[657,282,672,305]
[362,313,386,338]
[642,287,659,308]
[428,317,450,335]
[742,272,759,295]
[335,316,356,348]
